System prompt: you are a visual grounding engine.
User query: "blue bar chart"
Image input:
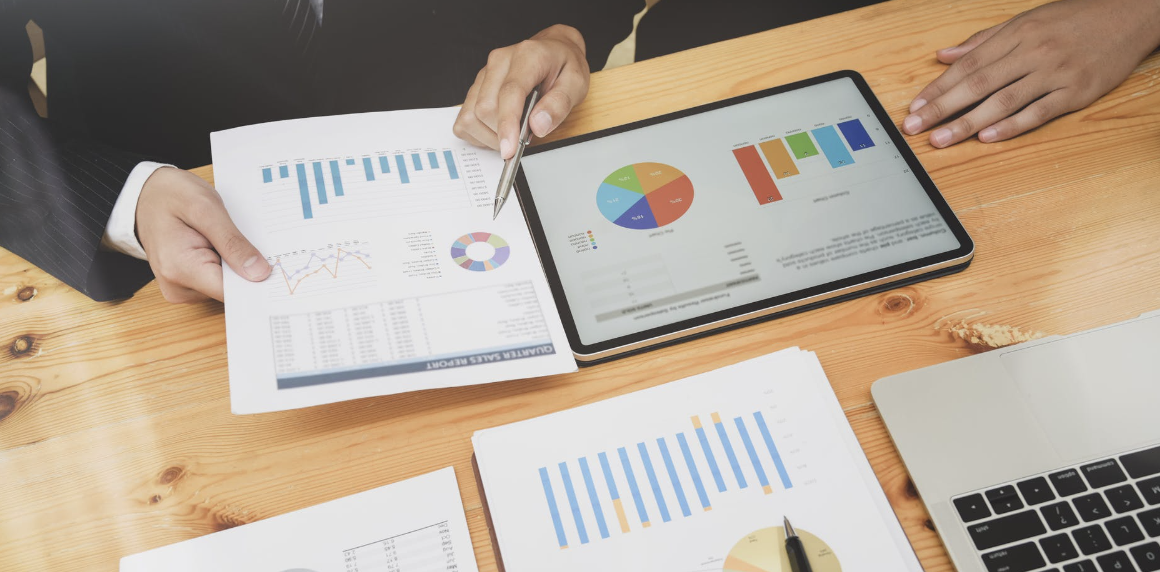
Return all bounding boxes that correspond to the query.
[259,149,464,222]
[538,410,794,549]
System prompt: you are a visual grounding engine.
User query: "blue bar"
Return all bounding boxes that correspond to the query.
[444,150,459,180]
[695,424,726,492]
[295,164,313,219]
[262,167,272,183]
[362,157,375,181]
[598,452,620,501]
[811,125,855,168]
[676,433,711,510]
[412,153,423,171]
[578,458,609,539]
[312,162,328,204]
[637,443,670,523]
[714,417,747,488]
[657,438,691,517]
[379,156,391,174]
[328,160,344,197]
[279,165,289,178]
[559,463,588,545]
[837,118,875,151]
[735,417,770,489]
[345,158,355,165]
[539,467,568,548]
[617,447,649,525]
[396,155,409,184]
[754,411,793,489]
[428,151,440,168]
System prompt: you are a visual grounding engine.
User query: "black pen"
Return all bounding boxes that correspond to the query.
[784,516,813,572]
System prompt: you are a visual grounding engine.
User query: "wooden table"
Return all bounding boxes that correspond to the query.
[3,0,1159,569]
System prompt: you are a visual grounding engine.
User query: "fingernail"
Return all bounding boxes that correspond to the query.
[909,98,927,113]
[531,111,553,137]
[243,255,269,280]
[499,138,514,159]
[979,127,998,143]
[937,46,959,55]
[931,128,952,147]
[903,114,922,134]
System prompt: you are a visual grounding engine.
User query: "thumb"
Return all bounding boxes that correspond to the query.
[189,198,271,282]
[936,21,1008,63]
[530,67,588,138]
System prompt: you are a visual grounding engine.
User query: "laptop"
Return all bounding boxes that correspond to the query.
[873,311,1160,572]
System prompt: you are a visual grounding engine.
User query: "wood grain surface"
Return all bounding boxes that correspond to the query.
[3,0,1159,570]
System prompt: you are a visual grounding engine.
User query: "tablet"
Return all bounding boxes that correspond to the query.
[516,70,974,363]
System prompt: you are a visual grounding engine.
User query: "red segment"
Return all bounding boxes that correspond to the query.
[645,175,694,227]
[732,146,782,205]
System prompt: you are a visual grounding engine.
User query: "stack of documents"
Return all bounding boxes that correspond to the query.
[473,348,922,571]
[121,467,478,572]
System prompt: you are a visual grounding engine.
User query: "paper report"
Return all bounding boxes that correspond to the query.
[211,108,575,413]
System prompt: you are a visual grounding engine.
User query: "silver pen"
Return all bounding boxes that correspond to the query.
[493,87,540,219]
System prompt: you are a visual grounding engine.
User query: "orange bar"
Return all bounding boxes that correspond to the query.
[759,139,800,179]
[612,498,630,533]
[732,146,782,205]
[691,415,703,430]
[763,485,773,495]
[711,412,723,424]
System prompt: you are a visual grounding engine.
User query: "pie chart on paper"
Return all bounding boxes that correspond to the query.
[596,162,694,229]
[722,526,841,572]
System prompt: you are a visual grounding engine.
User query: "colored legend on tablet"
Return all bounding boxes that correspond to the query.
[597,163,694,230]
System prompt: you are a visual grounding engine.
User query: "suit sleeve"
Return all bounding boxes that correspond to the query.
[0,3,154,301]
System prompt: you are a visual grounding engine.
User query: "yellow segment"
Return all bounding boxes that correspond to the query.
[704,506,713,512]
[691,415,703,429]
[612,498,630,533]
[711,412,722,424]
[632,162,685,193]
[763,485,773,495]
[722,526,841,572]
[642,521,651,528]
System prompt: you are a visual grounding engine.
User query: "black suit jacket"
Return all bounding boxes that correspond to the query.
[0,0,639,300]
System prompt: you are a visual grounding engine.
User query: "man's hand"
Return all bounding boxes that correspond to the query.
[454,24,590,158]
[903,0,1160,148]
[136,167,270,303]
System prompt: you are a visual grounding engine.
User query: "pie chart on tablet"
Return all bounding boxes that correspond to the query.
[597,162,694,229]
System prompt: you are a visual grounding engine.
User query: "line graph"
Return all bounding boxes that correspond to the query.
[265,240,375,299]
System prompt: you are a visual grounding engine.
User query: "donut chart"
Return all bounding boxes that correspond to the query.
[723,526,841,572]
[597,162,693,229]
[451,232,510,272]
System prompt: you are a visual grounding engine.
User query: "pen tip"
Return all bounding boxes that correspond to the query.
[783,517,796,538]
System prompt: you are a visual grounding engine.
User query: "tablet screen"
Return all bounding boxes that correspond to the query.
[519,75,968,350]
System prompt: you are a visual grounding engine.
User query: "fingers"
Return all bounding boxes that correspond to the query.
[935,21,1010,66]
[495,43,554,159]
[530,64,588,138]
[156,246,225,302]
[182,193,270,282]
[977,89,1074,143]
[909,25,1018,115]
[924,77,1042,147]
[903,44,1026,137]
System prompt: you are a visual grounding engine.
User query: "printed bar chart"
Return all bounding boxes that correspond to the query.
[810,125,855,168]
[261,149,462,220]
[758,139,800,179]
[732,146,783,205]
[837,118,875,150]
[538,410,794,549]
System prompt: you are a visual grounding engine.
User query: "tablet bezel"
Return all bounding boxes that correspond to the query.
[515,70,975,363]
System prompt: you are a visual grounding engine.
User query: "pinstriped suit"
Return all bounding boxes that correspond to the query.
[0,0,638,301]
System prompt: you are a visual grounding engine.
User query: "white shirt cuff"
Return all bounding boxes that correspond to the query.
[101,161,173,261]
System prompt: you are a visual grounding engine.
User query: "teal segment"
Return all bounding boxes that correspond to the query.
[597,182,646,223]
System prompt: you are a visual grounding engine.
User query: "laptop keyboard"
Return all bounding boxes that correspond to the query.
[953,443,1160,572]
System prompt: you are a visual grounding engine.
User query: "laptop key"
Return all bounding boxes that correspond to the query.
[1064,560,1098,572]
[1072,524,1113,555]
[1082,459,1128,489]
[955,493,992,522]
[1040,533,1080,563]
[1130,542,1160,572]
[1096,550,1135,571]
[1122,445,1160,479]
[1143,507,1160,537]
[1074,492,1113,522]
[1019,476,1058,505]
[981,542,1046,572]
[968,510,1047,550]
[1105,484,1145,514]
[1042,501,1082,530]
[1140,476,1160,505]
[987,485,1025,514]
[1106,515,1145,546]
[1053,469,1091,497]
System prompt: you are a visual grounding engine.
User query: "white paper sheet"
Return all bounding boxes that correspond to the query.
[210,108,576,413]
[120,467,478,572]
[473,348,922,571]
